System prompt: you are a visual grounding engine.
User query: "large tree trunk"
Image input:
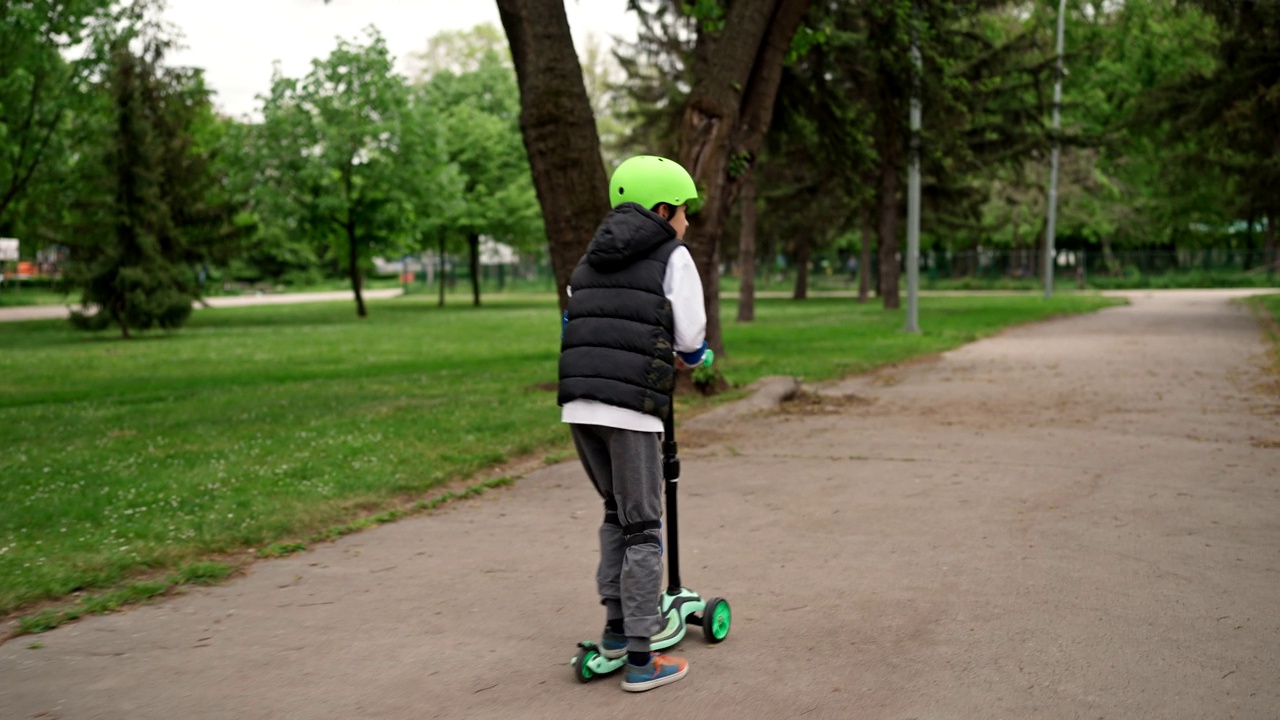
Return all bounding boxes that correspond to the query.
[679,0,812,356]
[348,222,366,318]
[497,0,609,312]
[736,176,757,322]
[858,205,874,303]
[876,156,901,310]
[793,232,811,300]
[468,232,481,307]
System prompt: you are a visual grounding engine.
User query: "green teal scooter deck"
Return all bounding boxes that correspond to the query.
[572,590,731,681]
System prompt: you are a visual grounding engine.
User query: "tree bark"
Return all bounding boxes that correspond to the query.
[793,232,811,300]
[858,205,874,303]
[876,155,901,310]
[348,221,366,318]
[679,0,813,355]
[468,232,481,307]
[116,298,130,340]
[340,158,366,318]
[736,176,758,322]
[496,0,609,312]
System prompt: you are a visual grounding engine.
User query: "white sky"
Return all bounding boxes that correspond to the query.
[161,0,637,119]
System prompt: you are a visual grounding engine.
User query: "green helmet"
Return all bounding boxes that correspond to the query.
[609,155,698,211]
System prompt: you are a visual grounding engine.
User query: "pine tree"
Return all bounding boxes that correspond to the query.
[66,10,239,338]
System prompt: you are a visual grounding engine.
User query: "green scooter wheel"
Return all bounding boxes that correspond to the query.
[573,645,599,683]
[702,597,731,643]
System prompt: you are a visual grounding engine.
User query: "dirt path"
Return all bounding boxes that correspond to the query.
[2,289,1277,719]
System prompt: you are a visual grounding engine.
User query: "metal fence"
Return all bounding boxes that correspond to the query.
[743,248,1280,292]
[385,246,1280,295]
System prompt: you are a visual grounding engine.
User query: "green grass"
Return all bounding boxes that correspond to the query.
[1248,293,1280,363]
[0,291,1120,630]
[205,275,406,296]
[1086,269,1280,290]
[716,269,1280,294]
[0,287,68,307]
[717,293,1123,385]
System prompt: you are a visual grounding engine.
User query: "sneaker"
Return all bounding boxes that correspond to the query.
[620,653,688,693]
[601,628,628,659]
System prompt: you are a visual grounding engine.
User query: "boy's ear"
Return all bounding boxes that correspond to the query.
[653,203,673,220]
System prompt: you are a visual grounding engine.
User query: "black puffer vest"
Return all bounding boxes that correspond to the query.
[558,203,683,420]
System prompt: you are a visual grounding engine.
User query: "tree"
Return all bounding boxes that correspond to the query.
[65,7,240,338]
[611,2,696,159]
[790,1,1057,305]
[675,0,813,353]
[0,0,114,235]
[257,28,449,317]
[753,106,861,302]
[749,2,876,306]
[214,117,327,286]
[496,0,811,353]
[1146,0,1278,264]
[496,0,610,312]
[612,3,851,315]
[414,25,542,307]
[516,0,812,352]
[580,33,631,169]
[1013,0,1225,267]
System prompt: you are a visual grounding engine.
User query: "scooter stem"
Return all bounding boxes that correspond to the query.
[662,409,681,594]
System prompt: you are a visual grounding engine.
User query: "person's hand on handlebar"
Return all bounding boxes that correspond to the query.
[675,341,714,370]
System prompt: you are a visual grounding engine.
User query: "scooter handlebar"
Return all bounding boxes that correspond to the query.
[675,344,714,371]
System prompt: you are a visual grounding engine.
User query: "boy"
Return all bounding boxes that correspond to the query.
[558,155,709,693]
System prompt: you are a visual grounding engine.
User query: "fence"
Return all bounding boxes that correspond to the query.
[373,246,1280,296]
[735,247,1280,293]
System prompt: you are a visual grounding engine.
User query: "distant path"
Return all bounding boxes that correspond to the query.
[5,287,1274,324]
[0,289,405,323]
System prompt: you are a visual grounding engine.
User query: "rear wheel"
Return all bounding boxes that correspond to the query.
[702,597,731,643]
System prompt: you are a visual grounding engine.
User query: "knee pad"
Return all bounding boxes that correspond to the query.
[623,520,662,547]
[604,498,620,526]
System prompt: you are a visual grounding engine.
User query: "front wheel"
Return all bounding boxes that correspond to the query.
[702,597,731,643]
[573,645,599,683]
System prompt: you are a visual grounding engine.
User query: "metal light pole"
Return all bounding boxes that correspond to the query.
[905,1,922,334]
[1044,0,1066,299]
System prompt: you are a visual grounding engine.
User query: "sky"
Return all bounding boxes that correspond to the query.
[160,0,638,119]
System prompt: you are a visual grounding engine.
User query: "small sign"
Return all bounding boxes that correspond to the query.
[0,238,17,261]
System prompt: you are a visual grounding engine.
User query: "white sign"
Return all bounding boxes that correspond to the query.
[0,238,17,261]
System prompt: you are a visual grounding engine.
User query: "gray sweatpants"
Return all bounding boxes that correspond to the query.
[570,424,664,643]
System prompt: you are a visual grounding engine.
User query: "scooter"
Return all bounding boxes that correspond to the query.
[571,355,731,682]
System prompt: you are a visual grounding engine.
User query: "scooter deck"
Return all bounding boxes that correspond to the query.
[573,588,709,678]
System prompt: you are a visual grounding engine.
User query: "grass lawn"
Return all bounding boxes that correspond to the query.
[0,287,68,307]
[0,291,1121,633]
[1248,294,1280,366]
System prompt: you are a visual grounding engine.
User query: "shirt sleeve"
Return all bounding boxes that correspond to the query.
[663,245,707,354]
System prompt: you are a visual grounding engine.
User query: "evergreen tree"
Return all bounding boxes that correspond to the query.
[66,6,241,337]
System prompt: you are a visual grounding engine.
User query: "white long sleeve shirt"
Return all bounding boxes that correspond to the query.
[561,244,706,432]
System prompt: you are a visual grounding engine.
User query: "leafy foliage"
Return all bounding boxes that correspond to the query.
[0,0,114,233]
[255,28,454,316]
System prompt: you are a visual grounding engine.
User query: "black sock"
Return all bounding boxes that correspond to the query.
[603,598,623,634]
[628,650,651,667]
